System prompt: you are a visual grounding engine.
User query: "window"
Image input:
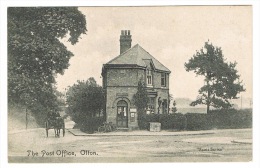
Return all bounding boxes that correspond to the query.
[147,70,152,86]
[161,73,166,87]
[147,97,155,114]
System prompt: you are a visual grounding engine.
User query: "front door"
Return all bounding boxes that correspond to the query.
[116,100,128,128]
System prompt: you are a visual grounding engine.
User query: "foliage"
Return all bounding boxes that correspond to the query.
[172,100,177,113]
[185,113,211,130]
[132,81,149,127]
[137,113,187,130]
[66,78,105,125]
[80,117,105,134]
[185,109,252,130]
[138,114,159,130]
[8,7,87,123]
[159,113,186,130]
[208,109,252,129]
[184,41,245,113]
[138,109,251,131]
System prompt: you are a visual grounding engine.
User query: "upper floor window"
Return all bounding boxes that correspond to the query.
[161,73,166,87]
[147,70,152,86]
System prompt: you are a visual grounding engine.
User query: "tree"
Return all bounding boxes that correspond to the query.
[66,78,105,124]
[172,100,177,113]
[184,41,245,113]
[8,7,87,123]
[133,81,149,126]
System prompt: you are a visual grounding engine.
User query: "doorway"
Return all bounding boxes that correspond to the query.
[116,100,128,128]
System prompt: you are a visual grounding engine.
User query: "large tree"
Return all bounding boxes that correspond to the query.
[8,7,87,121]
[133,81,149,126]
[184,41,245,113]
[66,78,105,124]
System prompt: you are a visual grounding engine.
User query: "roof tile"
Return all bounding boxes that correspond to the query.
[106,44,170,72]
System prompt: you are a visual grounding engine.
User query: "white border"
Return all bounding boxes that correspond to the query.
[1,1,259,168]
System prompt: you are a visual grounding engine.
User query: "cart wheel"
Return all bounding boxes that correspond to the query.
[45,122,48,137]
[98,126,105,133]
[45,122,49,137]
[46,129,48,137]
[63,123,65,137]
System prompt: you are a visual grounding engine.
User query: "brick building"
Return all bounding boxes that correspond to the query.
[102,30,171,129]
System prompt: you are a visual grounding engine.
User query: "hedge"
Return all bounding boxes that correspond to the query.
[208,109,252,129]
[138,114,159,130]
[138,113,187,130]
[159,113,187,130]
[138,109,252,131]
[80,117,105,134]
[185,113,211,130]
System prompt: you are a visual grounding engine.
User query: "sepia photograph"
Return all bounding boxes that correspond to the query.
[1,1,260,167]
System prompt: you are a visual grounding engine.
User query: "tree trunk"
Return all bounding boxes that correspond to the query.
[207,80,210,114]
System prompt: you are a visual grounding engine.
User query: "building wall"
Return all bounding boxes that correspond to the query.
[152,71,169,89]
[106,86,139,129]
[103,67,170,129]
[106,68,145,87]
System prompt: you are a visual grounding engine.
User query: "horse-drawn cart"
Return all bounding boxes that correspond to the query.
[45,117,65,137]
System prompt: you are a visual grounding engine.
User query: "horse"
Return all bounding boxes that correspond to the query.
[54,117,64,137]
[46,117,65,138]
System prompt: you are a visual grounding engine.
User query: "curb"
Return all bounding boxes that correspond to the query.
[231,140,252,144]
[67,129,215,137]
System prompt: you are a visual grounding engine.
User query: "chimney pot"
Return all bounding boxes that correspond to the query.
[120,30,132,54]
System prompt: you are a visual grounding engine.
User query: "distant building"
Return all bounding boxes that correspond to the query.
[102,30,171,129]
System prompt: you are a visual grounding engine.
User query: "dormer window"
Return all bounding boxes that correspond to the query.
[161,73,166,87]
[147,70,153,86]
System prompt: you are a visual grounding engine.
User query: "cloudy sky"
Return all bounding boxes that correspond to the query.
[56,6,252,101]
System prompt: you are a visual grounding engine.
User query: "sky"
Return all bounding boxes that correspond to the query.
[56,6,252,102]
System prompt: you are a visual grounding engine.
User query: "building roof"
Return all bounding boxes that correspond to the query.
[105,44,171,73]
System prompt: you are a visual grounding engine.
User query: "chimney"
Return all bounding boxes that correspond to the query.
[120,30,132,54]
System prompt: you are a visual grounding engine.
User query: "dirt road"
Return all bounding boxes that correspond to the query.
[8,127,252,163]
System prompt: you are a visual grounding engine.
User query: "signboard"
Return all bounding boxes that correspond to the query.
[130,108,137,112]
[130,112,135,122]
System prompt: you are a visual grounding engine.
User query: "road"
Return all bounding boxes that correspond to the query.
[8,127,252,163]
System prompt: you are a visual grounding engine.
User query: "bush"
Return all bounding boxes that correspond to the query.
[138,113,187,130]
[208,109,252,129]
[138,114,159,130]
[80,117,105,134]
[159,114,187,130]
[184,109,252,130]
[185,113,211,130]
[138,109,252,131]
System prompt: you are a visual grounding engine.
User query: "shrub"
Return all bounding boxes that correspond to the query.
[185,113,211,130]
[184,109,252,130]
[80,117,105,134]
[138,109,252,131]
[138,113,187,130]
[208,109,252,129]
[138,113,159,130]
[159,114,187,130]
